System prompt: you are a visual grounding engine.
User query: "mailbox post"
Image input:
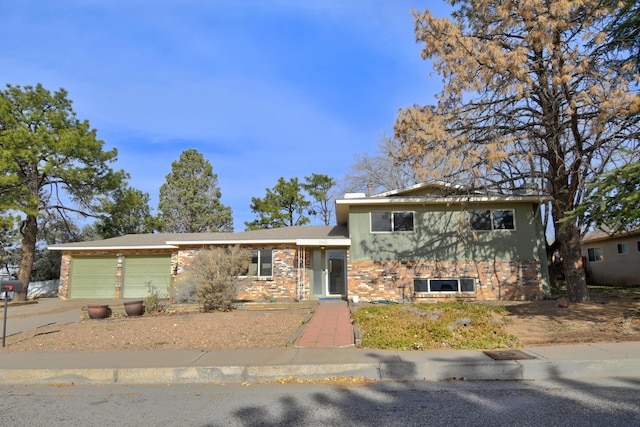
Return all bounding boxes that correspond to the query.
[1,280,24,348]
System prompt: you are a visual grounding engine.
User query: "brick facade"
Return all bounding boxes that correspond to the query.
[59,248,546,302]
[175,245,312,302]
[347,259,546,302]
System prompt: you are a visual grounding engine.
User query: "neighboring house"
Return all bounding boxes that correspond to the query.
[49,182,551,302]
[581,230,640,286]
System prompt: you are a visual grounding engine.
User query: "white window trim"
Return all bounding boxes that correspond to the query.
[413,278,476,294]
[240,249,273,278]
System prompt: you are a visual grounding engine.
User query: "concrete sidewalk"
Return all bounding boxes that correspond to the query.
[1,299,640,385]
[1,342,639,385]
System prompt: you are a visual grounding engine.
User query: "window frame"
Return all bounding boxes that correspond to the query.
[470,209,516,231]
[617,243,628,255]
[587,247,603,262]
[413,278,476,294]
[245,249,273,278]
[370,211,415,233]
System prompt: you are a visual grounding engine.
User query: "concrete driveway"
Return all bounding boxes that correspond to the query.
[1,298,119,338]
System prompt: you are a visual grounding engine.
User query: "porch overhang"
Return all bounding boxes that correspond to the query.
[295,238,351,247]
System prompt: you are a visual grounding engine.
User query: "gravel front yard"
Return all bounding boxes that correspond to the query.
[3,307,313,352]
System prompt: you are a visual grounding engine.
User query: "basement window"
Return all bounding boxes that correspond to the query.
[413,278,475,293]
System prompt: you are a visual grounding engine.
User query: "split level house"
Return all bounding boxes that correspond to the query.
[581,229,640,287]
[49,182,551,302]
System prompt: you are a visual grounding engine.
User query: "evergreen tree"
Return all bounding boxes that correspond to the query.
[158,149,233,233]
[97,184,158,238]
[302,173,336,226]
[603,0,640,74]
[573,153,640,233]
[0,84,126,300]
[245,177,311,229]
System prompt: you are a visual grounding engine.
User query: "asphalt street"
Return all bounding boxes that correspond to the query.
[2,378,640,426]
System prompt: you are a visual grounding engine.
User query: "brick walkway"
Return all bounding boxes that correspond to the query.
[295,300,354,348]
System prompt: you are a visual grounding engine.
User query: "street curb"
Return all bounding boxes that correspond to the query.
[2,358,640,385]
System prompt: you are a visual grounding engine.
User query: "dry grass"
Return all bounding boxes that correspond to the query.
[352,302,519,350]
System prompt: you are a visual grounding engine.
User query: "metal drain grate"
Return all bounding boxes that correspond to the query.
[484,350,536,360]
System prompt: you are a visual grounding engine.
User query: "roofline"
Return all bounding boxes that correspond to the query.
[165,238,351,246]
[165,239,297,245]
[336,194,552,206]
[48,245,178,251]
[49,238,352,251]
[582,229,640,243]
[372,181,467,198]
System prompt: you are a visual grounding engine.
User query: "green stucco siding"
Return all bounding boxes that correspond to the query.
[348,202,546,262]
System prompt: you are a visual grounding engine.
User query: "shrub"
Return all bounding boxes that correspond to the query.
[145,281,168,314]
[352,302,520,350]
[171,275,198,304]
[190,246,251,312]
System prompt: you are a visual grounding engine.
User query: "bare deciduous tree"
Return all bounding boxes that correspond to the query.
[342,136,420,195]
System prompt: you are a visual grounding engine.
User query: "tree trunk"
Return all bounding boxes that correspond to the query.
[558,222,590,303]
[15,214,37,301]
[546,239,561,292]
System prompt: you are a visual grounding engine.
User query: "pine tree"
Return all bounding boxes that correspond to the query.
[158,149,233,233]
[0,84,126,300]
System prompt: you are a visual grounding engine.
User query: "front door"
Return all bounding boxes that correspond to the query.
[310,249,346,299]
[327,250,346,295]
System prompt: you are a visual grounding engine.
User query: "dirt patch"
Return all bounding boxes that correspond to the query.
[502,291,640,346]
[2,289,639,352]
[2,308,313,352]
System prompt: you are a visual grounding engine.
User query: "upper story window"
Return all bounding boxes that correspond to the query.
[587,247,603,262]
[470,209,515,231]
[617,243,628,254]
[246,249,273,277]
[371,211,414,233]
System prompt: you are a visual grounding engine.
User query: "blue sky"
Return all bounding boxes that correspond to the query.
[1,0,449,231]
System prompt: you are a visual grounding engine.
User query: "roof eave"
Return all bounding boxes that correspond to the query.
[337,195,551,205]
[166,238,351,246]
[165,239,298,245]
[295,238,351,246]
[48,244,178,251]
